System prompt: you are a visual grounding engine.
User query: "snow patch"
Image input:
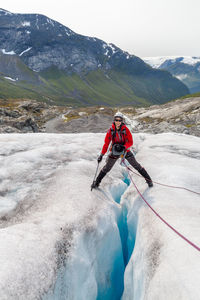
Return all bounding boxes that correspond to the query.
[36,15,39,29]
[78,112,87,116]
[175,74,188,80]
[104,49,109,56]
[4,76,17,82]
[65,29,71,36]
[19,47,32,56]
[108,43,117,54]
[1,49,16,55]
[21,21,31,27]
[47,18,55,27]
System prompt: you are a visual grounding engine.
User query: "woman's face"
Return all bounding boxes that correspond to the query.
[114,118,122,129]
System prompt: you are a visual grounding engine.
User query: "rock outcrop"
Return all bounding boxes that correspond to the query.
[45,97,200,137]
[0,100,64,133]
[123,97,200,137]
[0,97,199,137]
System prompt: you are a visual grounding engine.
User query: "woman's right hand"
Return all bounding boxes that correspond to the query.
[97,154,103,163]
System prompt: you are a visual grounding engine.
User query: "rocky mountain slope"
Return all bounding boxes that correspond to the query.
[0,99,64,133]
[1,96,199,137]
[144,56,200,94]
[0,8,189,106]
[125,96,200,137]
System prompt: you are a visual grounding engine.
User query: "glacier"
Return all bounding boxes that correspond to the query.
[0,132,199,299]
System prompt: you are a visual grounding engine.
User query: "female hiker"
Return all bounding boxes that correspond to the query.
[91,112,153,189]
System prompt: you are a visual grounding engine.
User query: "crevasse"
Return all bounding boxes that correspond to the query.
[44,173,139,300]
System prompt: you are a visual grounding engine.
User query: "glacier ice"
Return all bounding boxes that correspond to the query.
[0,132,199,299]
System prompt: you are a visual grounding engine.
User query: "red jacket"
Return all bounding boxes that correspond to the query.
[101,123,133,155]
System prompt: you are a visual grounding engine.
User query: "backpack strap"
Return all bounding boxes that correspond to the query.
[110,126,116,141]
[110,125,127,143]
[121,127,127,136]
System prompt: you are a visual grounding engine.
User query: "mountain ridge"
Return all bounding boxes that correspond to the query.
[143,56,200,93]
[0,9,189,106]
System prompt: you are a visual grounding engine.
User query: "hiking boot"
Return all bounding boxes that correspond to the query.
[138,168,153,188]
[147,180,153,188]
[91,170,106,190]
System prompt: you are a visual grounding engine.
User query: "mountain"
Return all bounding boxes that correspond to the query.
[0,9,189,106]
[143,56,200,93]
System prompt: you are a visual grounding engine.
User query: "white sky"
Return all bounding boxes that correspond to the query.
[1,0,200,57]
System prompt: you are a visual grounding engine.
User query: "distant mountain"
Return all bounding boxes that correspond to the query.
[143,56,200,94]
[0,9,189,106]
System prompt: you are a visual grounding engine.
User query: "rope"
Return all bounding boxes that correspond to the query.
[123,160,200,252]
[126,165,200,196]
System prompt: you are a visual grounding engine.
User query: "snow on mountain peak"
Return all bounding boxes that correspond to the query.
[182,56,200,65]
[143,56,181,68]
[0,8,13,15]
[108,43,117,54]
[143,56,200,68]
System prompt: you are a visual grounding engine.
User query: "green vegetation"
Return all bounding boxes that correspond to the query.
[0,66,191,107]
[185,124,196,128]
[179,91,200,99]
[0,78,40,100]
[160,62,200,94]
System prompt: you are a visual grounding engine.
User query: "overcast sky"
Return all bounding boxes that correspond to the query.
[1,0,200,58]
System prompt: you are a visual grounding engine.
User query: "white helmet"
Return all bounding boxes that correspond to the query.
[114,111,124,120]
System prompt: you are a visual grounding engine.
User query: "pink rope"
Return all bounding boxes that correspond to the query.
[123,161,200,252]
[127,167,200,196]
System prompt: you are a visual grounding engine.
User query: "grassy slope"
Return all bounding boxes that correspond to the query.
[0,77,39,99]
[0,67,187,106]
[179,91,200,99]
[161,63,200,93]
[182,74,200,93]
[30,68,150,106]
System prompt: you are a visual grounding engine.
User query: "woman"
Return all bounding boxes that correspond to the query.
[91,112,153,189]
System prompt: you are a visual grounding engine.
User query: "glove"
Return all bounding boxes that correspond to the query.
[97,154,103,163]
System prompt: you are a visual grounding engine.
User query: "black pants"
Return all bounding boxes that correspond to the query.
[101,151,143,174]
[95,151,152,187]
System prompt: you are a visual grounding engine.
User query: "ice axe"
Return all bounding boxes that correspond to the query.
[91,161,100,191]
